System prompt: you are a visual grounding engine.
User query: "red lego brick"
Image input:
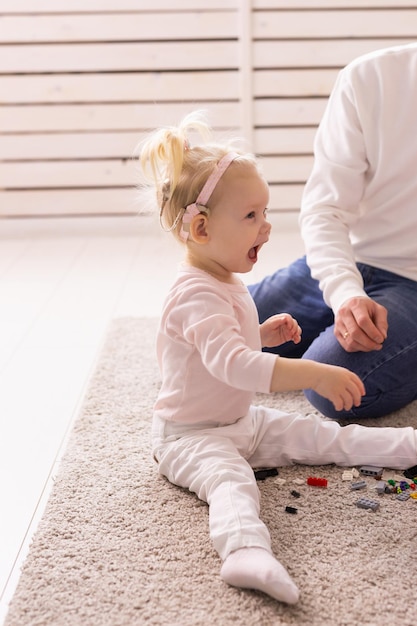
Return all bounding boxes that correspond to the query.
[307,476,328,487]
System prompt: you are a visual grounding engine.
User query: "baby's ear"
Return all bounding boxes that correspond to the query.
[190,214,209,243]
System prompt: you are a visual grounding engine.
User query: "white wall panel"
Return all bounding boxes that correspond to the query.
[1,1,416,216]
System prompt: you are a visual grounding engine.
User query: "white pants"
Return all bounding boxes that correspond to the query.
[152,406,417,560]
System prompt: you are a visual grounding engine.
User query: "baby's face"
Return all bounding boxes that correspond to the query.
[204,164,271,277]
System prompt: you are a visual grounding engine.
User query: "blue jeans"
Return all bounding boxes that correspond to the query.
[248,256,417,420]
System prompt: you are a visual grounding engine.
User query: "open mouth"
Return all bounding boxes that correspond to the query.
[248,245,259,261]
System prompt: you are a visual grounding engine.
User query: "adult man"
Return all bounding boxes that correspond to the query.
[249,42,417,420]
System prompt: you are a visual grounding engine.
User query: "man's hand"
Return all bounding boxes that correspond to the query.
[335,296,388,352]
[260,313,302,348]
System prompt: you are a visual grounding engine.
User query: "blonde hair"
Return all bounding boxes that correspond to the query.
[137,110,258,242]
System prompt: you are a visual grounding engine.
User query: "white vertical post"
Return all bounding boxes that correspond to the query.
[238,0,254,150]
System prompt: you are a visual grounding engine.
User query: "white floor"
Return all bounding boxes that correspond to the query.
[0,212,304,623]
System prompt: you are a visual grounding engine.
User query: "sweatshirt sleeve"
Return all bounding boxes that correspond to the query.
[299,66,369,313]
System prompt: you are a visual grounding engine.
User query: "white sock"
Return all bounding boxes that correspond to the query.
[220,547,300,604]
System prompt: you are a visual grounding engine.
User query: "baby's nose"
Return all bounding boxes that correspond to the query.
[262,219,272,235]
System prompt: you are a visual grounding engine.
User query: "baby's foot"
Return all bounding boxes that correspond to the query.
[220,547,299,604]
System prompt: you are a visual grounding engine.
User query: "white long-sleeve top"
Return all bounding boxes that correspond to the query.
[300,42,417,314]
[154,265,277,425]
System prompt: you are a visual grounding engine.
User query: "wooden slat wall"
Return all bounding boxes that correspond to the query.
[253,0,417,212]
[1,0,417,216]
[0,0,242,216]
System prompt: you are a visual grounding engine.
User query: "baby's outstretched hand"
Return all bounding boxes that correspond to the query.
[314,365,365,411]
[260,313,302,348]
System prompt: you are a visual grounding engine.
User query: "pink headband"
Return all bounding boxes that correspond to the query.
[179,151,239,242]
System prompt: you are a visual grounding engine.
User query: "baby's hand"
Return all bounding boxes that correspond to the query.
[314,364,365,411]
[260,313,302,348]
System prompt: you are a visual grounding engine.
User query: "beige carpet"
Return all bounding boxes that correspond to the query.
[5,317,417,626]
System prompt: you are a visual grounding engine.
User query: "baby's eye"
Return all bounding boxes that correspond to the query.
[246,211,256,219]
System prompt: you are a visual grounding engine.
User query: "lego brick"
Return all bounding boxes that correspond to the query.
[356,497,380,511]
[374,480,386,495]
[285,506,298,514]
[396,492,410,501]
[350,480,367,490]
[274,477,287,486]
[254,468,278,481]
[403,464,417,479]
[307,476,328,487]
[359,465,383,478]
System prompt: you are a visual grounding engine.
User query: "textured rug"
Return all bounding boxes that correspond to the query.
[5,317,417,626]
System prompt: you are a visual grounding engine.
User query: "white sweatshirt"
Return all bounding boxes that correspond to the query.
[154,265,277,425]
[300,42,417,314]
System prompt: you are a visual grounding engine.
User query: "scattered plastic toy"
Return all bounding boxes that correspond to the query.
[350,480,367,490]
[403,464,417,479]
[359,466,383,478]
[254,468,278,481]
[307,476,328,487]
[396,492,410,501]
[274,477,287,486]
[356,497,380,511]
[285,506,298,514]
[374,480,386,495]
